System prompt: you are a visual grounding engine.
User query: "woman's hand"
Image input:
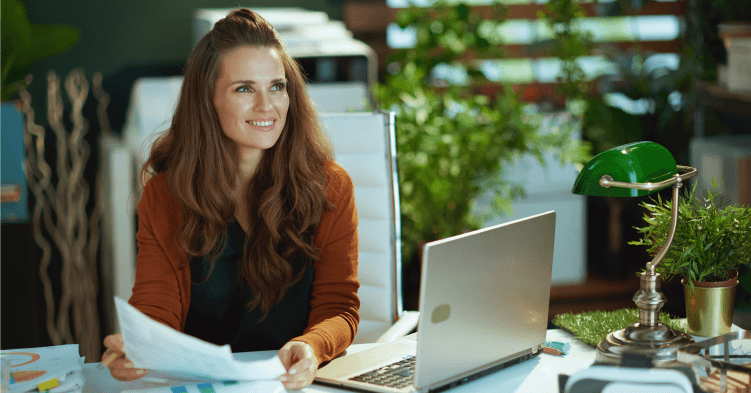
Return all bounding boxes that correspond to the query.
[278,341,319,390]
[102,333,148,381]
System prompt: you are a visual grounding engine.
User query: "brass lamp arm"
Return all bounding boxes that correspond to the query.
[598,166,697,275]
[646,185,680,275]
[598,165,698,191]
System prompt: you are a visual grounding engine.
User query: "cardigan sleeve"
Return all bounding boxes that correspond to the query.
[292,162,361,364]
[128,174,185,331]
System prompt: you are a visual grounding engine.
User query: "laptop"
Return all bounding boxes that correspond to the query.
[315,211,556,392]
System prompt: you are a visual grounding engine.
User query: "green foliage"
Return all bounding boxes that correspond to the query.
[375,0,592,265]
[630,181,751,287]
[581,48,699,155]
[1,0,80,101]
[552,308,685,346]
[537,0,594,101]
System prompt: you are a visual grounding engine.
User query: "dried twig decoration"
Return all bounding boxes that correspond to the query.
[20,68,104,361]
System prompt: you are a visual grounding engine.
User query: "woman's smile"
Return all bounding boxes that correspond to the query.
[247,118,277,130]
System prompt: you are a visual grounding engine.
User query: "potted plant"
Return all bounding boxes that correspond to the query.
[374,0,592,295]
[630,181,751,336]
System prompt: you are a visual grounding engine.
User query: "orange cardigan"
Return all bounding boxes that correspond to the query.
[128,161,360,364]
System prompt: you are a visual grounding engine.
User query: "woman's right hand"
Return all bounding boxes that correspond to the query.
[102,333,148,381]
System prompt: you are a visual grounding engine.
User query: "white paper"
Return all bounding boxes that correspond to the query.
[1,344,82,392]
[47,369,85,393]
[121,380,285,393]
[114,297,286,381]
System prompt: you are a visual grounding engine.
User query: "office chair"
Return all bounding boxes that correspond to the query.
[320,112,419,344]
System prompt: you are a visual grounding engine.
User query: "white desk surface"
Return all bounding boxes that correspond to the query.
[82,329,593,393]
[83,324,742,393]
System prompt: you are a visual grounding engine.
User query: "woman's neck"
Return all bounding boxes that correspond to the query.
[232,149,262,232]
[234,148,263,190]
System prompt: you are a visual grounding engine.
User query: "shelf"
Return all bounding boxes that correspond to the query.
[548,275,641,320]
[548,274,689,321]
[550,275,640,301]
[695,80,751,119]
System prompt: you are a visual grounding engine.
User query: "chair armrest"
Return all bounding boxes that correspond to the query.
[375,311,420,343]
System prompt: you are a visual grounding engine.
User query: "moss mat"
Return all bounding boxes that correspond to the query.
[551,308,686,346]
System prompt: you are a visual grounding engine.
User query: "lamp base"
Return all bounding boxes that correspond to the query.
[596,322,694,366]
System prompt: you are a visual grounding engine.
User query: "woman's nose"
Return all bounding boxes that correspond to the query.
[254,92,273,111]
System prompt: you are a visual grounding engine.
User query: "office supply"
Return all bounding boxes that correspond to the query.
[315,211,556,392]
[542,347,564,356]
[99,352,118,370]
[42,370,84,393]
[542,341,570,356]
[572,141,697,364]
[36,378,58,390]
[114,297,285,381]
[1,344,84,392]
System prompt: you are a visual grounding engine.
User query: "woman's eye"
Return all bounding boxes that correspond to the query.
[272,83,286,91]
[237,85,252,92]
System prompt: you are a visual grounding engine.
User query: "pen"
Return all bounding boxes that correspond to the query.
[97,352,119,370]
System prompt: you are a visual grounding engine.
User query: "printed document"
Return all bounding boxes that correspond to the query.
[114,297,286,381]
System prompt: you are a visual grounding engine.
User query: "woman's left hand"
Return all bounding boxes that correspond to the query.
[278,341,319,390]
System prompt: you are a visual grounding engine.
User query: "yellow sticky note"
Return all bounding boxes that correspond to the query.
[37,378,59,390]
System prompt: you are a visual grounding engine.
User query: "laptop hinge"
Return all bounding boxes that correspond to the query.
[426,348,541,392]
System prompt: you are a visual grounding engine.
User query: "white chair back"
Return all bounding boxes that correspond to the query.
[319,112,404,344]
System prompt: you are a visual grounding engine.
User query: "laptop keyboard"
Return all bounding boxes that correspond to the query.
[349,355,415,389]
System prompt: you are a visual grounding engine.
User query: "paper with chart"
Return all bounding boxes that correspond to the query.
[114,297,286,381]
[1,344,84,392]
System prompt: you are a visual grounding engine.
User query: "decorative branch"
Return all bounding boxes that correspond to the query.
[20,68,104,361]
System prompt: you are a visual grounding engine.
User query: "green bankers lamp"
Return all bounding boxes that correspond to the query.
[572,141,698,365]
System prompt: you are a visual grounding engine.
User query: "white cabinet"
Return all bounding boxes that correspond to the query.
[480,113,587,285]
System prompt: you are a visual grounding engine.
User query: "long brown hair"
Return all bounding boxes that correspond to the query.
[140,8,333,319]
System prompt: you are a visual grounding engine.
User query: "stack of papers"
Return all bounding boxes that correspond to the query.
[1,344,85,392]
[114,297,286,382]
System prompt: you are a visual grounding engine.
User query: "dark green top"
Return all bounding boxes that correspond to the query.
[183,219,315,352]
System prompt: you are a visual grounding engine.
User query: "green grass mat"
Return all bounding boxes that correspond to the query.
[551,308,686,346]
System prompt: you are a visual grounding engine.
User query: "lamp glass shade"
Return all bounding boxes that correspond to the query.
[572,141,677,197]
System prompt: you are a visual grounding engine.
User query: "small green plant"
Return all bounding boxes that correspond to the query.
[1,0,80,101]
[630,181,751,287]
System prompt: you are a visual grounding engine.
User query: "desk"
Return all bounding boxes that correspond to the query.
[83,326,740,392]
[83,329,593,392]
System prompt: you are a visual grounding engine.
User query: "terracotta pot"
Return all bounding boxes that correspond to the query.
[682,270,739,337]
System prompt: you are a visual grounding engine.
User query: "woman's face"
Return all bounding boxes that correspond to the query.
[213,45,289,161]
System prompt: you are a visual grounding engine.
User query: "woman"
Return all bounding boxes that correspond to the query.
[102,9,360,390]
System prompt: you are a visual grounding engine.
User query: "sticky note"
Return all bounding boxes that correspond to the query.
[37,378,59,390]
[197,383,216,393]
